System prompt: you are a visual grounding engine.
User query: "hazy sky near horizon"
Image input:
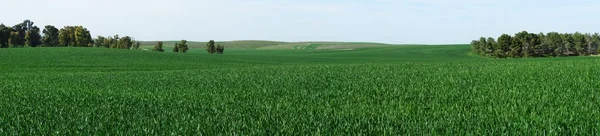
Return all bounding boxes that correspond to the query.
[1,0,599,44]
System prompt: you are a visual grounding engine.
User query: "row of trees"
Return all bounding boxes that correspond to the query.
[95,35,140,49]
[0,20,93,48]
[2,20,224,54]
[57,26,93,47]
[471,31,600,58]
[0,20,42,47]
[152,40,225,54]
[1,20,139,49]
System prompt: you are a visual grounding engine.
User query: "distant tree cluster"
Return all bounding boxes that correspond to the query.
[0,19,139,49]
[0,20,42,48]
[173,40,189,53]
[2,19,225,55]
[153,41,164,52]
[206,40,224,54]
[58,26,93,47]
[95,35,140,49]
[472,31,600,58]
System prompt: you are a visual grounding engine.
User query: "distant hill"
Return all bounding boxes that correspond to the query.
[139,40,394,50]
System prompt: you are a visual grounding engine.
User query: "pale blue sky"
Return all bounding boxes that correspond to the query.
[1,0,599,44]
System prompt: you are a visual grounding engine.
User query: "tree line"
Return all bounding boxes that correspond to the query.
[95,35,140,49]
[3,19,225,54]
[0,20,139,49]
[471,31,600,58]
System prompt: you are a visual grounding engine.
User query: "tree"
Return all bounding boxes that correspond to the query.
[572,32,586,56]
[206,40,216,54]
[118,36,133,49]
[21,20,35,31]
[512,31,530,58]
[561,33,574,56]
[478,37,489,55]
[153,41,164,52]
[486,37,496,56]
[74,26,92,47]
[98,36,116,48]
[25,26,42,47]
[10,20,36,46]
[586,33,600,55]
[470,40,480,54]
[0,24,12,48]
[110,35,119,48]
[95,36,106,47]
[10,25,25,46]
[58,26,92,47]
[178,40,188,53]
[473,31,600,58]
[42,25,59,47]
[58,26,74,46]
[9,31,23,47]
[531,33,547,57]
[495,34,512,58]
[545,32,562,57]
[173,43,179,52]
[216,45,224,54]
[528,33,542,57]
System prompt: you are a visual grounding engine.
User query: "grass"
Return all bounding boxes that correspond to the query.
[1,44,599,135]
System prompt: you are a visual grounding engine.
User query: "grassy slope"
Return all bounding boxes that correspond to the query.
[1,45,600,135]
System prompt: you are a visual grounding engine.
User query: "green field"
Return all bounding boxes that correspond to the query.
[1,43,599,135]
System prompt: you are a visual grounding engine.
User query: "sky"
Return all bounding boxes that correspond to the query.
[1,0,599,44]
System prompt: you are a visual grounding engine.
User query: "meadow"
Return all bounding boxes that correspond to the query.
[0,43,599,135]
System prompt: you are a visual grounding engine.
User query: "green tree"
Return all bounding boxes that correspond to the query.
[486,37,496,56]
[512,31,530,58]
[9,31,23,47]
[25,26,42,47]
[561,33,574,56]
[206,40,216,54]
[10,25,25,46]
[477,37,489,55]
[95,36,106,48]
[470,40,480,54]
[173,43,179,52]
[532,33,547,57]
[153,41,164,52]
[0,24,12,48]
[216,45,224,54]
[495,34,512,58]
[572,32,586,56]
[58,26,74,46]
[178,40,188,53]
[586,33,600,55]
[545,32,562,57]
[58,26,92,47]
[74,26,92,47]
[42,25,59,47]
[528,33,542,57]
[118,36,133,49]
[473,31,600,58]
[110,35,119,48]
[10,20,37,46]
[12,21,26,45]
[98,36,113,48]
